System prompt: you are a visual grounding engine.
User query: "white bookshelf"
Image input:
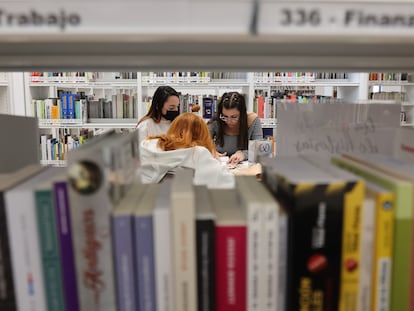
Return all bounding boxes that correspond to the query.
[0,72,9,114]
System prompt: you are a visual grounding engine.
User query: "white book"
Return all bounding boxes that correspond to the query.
[4,167,60,311]
[236,176,280,311]
[67,131,139,311]
[171,168,197,311]
[154,179,174,311]
[40,135,47,161]
[358,197,376,311]
[235,176,263,311]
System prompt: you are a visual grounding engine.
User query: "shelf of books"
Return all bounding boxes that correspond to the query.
[2,120,414,311]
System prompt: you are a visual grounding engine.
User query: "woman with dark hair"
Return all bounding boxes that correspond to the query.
[137,86,180,140]
[140,112,234,188]
[208,92,263,164]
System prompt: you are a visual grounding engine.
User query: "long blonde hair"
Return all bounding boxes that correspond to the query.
[148,112,215,154]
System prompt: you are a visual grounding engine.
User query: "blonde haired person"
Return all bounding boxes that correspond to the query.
[140,112,235,189]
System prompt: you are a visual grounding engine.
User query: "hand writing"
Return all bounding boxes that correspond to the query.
[228,151,244,164]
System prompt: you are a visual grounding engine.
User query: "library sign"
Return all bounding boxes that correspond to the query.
[260,1,414,36]
[1,1,414,36]
[0,9,81,31]
[276,102,401,157]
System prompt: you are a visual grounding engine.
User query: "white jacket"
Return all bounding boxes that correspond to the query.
[140,139,235,189]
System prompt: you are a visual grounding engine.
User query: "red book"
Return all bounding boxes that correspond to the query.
[209,189,247,311]
[257,96,265,118]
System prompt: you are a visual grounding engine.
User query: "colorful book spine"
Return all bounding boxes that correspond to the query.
[54,181,79,311]
[215,225,247,311]
[112,213,137,311]
[35,189,65,311]
[203,97,214,119]
[134,214,157,311]
[331,156,412,311]
[339,180,365,311]
[370,188,395,311]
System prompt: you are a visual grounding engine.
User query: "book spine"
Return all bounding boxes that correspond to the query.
[247,203,262,311]
[112,214,137,311]
[339,181,364,311]
[357,198,375,311]
[68,184,117,311]
[134,215,157,311]
[153,207,173,311]
[35,190,65,311]
[372,193,394,311]
[5,190,47,311]
[331,157,412,311]
[277,210,288,311]
[171,194,197,311]
[54,182,80,311]
[215,226,247,311]
[0,194,17,310]
[282,185,344,311]
[264,203,278,311]
[196,219,215,311]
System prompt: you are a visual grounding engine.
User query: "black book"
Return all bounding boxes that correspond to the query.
[195,185,215,311]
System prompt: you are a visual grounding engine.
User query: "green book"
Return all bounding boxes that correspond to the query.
[331,155,412,311]
[34,186,65,311]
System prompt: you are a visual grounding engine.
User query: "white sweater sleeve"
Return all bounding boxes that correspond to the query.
[137,121,149,143]
[193,147,235,189]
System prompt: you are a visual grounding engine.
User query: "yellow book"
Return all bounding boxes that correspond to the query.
[366,182,395,311]
[333,154,412,311]
[51,105,59,119]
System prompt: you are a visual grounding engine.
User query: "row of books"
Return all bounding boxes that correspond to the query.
[32,96,85,121]
[369,72,411,82]
[88,94,138,119]
[0,130,141,311]
[39,129,92,161]
[30,72,101,83]
[254,72,350,83]
[260,153,414,311]
[5,127,414,311]
[32,93,138,122]
[371,91,407,102]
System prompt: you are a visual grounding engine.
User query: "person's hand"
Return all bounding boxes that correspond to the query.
[228,151,244,164]
[214,151,227,160]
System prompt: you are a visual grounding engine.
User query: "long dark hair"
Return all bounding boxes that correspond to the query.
[137,86,179,125]
[212,92,248,150]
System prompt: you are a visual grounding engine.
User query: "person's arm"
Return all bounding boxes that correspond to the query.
[137,120,149,142]
[228,117,263,163]
[194,147,235,189]
[208,121,226,158]
[249,117,264,140]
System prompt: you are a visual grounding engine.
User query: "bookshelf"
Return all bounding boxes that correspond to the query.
[0,72,9,115]
[2,70,409,166]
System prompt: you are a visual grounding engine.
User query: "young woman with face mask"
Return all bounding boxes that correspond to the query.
[137,86,180,141]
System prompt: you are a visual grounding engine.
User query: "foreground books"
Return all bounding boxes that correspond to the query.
[4,130,414,310]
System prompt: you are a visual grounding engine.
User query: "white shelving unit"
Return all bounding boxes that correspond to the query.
[0,72,9,115]
[368,74,414,126]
